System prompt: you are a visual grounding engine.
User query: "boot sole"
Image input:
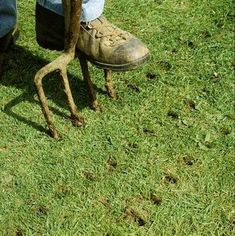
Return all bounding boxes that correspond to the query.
[81,52,150,72]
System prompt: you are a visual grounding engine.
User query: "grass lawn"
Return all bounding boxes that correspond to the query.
[0,0,234,235]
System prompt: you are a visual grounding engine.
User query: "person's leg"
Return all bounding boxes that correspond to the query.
[0,0,18,75]
[37,0,105,22]
[0,0,17,38]
[35,0,105,50]
[80,0,105,22]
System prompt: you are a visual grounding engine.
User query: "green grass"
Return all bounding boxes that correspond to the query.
[0,0,234,235]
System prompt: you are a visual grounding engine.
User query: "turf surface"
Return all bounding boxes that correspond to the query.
[0,0,234,235]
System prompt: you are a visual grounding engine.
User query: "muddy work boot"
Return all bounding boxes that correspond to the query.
[36,3,150,71]
[0,27,19,76]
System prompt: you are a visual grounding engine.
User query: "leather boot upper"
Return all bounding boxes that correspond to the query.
[36,3,149,71]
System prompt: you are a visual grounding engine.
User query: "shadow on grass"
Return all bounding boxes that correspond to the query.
[0,45,106,135]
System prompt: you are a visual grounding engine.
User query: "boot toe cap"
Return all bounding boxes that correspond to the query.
[110,37,150,69]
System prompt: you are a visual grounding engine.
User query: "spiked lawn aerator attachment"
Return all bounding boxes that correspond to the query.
[34,0,85,139]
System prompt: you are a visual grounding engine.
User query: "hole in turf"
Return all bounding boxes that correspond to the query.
[146,72,157,80]
[150,193,162,205]
[201,30,212,39]
[55,185,71,198]
[184,98,196,110]
[13,229,23,236]
[143,128,158,137]
[231,217,235,226]
[83,171,96,181]
[107,156,117,169]
[154,0,164,5]
[129,143,139,149]
[157,60,172,71]
[126,83,141,93]
[163,173,178,184]
[182,155,196,166]
[167,110,179,119]
[204,141,214,149]
[97,197,111,208]
[124,207,147,227]
[186,40,195,48]
[220,126,232,135]
[33,205,48,216]
[171,48,178,54]
[137,217,146,226]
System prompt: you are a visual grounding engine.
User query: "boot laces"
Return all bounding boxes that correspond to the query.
[82,17,129,46]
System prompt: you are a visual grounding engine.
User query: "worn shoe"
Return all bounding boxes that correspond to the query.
[0,27,19,75]
[36,3,149,71]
